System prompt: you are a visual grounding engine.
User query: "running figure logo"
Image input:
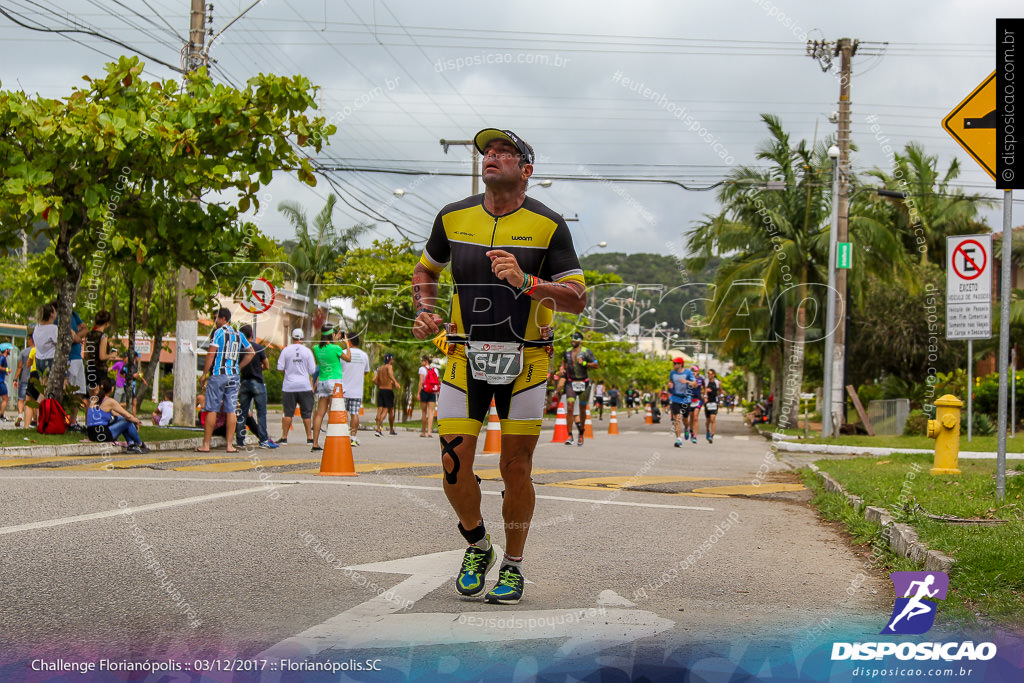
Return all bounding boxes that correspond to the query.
[881,571,949,635]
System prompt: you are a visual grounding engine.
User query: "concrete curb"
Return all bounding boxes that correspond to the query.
[774,440,1024,459]
[806,463,956,573]
[0,436,227,458]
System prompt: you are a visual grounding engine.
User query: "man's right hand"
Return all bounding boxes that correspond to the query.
[413,311,445,340]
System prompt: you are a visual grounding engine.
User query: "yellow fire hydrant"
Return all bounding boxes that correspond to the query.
[927,394,963,475]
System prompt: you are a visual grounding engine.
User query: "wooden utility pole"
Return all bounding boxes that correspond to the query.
[808,37,858,432]
[171,0,207,426]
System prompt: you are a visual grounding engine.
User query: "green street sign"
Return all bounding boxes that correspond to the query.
[837,242,853,269]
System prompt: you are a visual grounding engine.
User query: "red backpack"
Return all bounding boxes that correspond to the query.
[423,367,440,393]
[37,398,68,435]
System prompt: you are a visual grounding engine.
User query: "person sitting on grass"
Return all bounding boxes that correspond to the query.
[152,390,174,426]
[86,377,148,454]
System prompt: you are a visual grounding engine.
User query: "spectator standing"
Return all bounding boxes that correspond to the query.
[14,334,33,427]
[60,307,88,427]
[278,328,317,444]
[198,308,252,453]
[373,353,400,437]
[83,311,116,393]
[310,326,352,452]
[32,304,57,377]
[339,332,371,445]
[235,324,278,450]
[418,355,440,438]
[0,348,10,420]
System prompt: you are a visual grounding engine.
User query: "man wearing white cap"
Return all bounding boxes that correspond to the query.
[410,128,586,605]
[277,328,316,444]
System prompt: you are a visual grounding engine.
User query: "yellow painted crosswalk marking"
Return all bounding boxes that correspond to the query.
[274,462,439,475]
[177,459,321,473]
[0,456,86,468]
[59,455,232,471]
[691,483,806,496]
[551,475,715,488]
[420,468,592,481]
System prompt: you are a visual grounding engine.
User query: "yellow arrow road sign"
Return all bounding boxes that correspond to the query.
[942,71,998,182]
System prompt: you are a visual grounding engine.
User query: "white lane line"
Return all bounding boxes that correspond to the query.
[0,485,280,536]
[0,474,714,511]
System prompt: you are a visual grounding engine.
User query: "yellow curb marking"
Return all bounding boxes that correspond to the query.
[177,459,321,472]
[0,456,87,468]
[551,475,718,488]
[419,468,592,480]
[59,455,233,471]
[691,483,806,496]
[290,462,438,475]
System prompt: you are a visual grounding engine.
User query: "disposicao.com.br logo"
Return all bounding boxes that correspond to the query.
[831,571,997,663]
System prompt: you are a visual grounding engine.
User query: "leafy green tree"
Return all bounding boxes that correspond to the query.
[329,238,444,409]
[688,115,907,426]
[861,142,992,264]
[278,193,371,337]
[0,56,334,399]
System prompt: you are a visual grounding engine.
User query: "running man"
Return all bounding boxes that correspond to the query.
[886,575,940,632]
[373,353,400,436]
[688,365,704,444]
[703,368,721,443]
[411,128,585,605]
[667,357,696,448]
[562,331,598,446]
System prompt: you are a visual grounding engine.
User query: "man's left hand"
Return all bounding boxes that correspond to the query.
[486,250,525,289]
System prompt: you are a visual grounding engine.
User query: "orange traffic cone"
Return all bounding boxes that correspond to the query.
[290,404,302,432]
[608,406,620,435]
[584,404,595,439]
[319,383,357,477]
[551,398,569,443]
[359,405,365,417]
[481,399,501,454]
[645,404,653,425]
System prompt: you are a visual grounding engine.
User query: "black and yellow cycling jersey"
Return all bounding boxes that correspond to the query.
[418,194,585,344]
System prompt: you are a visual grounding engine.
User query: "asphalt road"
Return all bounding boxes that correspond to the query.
[0,410,891,678]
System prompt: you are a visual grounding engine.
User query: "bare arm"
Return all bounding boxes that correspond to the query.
[411,263,445,340]
[239,346,254,369]
[104,397,139,423]
[485,249,586,314]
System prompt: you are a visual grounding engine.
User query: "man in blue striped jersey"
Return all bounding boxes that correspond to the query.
[198,307,253,453]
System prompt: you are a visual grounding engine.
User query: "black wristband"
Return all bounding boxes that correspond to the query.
[416,307,434,317]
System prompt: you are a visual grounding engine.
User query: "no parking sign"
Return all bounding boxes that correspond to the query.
[239,277,276,315]
[946,235,992,340]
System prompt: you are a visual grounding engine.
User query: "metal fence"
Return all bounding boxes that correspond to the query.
[867,398,911,436]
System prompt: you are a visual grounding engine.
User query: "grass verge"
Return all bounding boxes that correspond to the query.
[803,455,1024,630]
[0,427,199,447]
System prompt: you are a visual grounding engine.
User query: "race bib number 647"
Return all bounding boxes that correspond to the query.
[466,342,523,385]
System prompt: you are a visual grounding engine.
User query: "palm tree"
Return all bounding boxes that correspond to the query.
[861,143,992,265]
[688,115,907,427]
[278,193,371,335]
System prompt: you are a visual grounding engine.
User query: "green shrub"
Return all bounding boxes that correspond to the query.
[903,409,928,436]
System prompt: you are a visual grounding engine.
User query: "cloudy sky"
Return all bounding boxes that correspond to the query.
[0,0,1018,256]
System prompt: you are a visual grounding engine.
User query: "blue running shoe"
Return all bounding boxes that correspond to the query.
[456,538,494,597]
[691,434,697,444]
[260,440,280,449]
[485,565,525,605]
[675,438,682,448]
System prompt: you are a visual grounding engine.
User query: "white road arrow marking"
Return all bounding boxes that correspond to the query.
[258,549,673,661]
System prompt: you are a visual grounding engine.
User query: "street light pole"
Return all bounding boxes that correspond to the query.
[822,145,840,438]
